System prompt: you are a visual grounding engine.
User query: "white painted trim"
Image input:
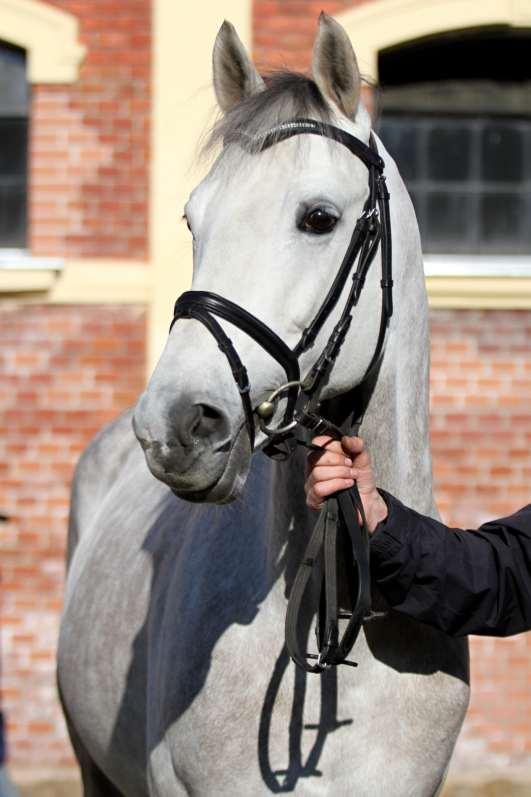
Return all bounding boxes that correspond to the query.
[426,276,531,308]
[337,0,531,80]
[424,255,531,278]
[0,0,85,83]
[149,0,252,371]
[0,250,63,270]
[0,259,150,301]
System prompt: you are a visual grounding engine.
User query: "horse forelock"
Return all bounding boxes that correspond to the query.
[203,71,334,156]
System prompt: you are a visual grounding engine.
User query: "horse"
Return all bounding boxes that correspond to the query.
[58,14,469,796]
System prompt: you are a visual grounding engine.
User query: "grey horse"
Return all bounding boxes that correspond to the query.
[58,15,469,796]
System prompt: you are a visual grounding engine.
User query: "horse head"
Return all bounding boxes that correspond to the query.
[133,14,394,503]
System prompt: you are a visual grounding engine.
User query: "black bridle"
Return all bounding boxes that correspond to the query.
[170,118,393,673]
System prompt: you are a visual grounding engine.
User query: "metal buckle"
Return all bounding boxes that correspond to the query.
[317,649,332,670]
[361,207,378,221]
[256,380,302,437]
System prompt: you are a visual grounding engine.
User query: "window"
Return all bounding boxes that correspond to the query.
[0,41,28,248]
[377,29,531,256]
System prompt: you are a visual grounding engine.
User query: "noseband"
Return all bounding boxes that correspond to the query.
[170,118,393,673]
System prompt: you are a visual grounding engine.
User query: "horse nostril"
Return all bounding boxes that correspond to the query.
[168,402,227,448]
[190,403,224,440]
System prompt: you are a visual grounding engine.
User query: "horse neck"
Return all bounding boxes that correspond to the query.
[359,170,436,516]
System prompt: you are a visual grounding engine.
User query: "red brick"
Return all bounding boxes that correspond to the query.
[30,0,150,258]
[428,308,531,765]
[1,303,145,768]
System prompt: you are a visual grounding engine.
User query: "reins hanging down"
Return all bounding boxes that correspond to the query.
[171,118,393,673]
[285,482,371,673]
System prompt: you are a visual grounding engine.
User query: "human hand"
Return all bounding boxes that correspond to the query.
[305,435,388,533]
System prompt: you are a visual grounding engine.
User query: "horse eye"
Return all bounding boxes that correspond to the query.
[300,208,338,235]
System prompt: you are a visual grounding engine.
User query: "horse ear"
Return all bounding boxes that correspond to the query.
[312,13,361,119]
[213,20,265,113]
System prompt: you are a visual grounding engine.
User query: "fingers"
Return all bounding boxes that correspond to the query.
[305,435,357,510]
[305,435,373,511]
[306,476,355,510]
[341,436,364,454]
[308,436,344,456]
[309,434,365,457]
[342,435,371,470]
[306,448,352,471]
[304,435,383,529]
[306,436,352,474]
[308,464,354,483]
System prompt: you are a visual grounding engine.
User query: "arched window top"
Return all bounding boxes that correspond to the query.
[337,0,531,80]
[0,0,84,84]
[378,28,531,115]
[379,26,531,86]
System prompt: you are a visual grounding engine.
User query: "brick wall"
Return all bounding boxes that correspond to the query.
[430,310,530,528]
[30,0,151,258]
[0,303,146,766]
[430,309,531,772]
[254,0,365,72]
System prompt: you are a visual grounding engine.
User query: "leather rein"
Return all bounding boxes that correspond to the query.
[170,118,393,673]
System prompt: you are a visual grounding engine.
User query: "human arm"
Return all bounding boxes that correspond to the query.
[305,436,531,637]
[371,493,531,637]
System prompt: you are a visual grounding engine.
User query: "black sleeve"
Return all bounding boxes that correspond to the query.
[369,491,531,637]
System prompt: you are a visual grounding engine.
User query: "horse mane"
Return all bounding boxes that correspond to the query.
[204,71,332,155]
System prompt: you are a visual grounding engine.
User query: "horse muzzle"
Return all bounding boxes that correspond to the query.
[133,392,250,502]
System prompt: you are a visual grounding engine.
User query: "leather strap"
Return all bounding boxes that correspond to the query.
[284,482,371,672]
[170,303,257,448]
[172,291,301,431]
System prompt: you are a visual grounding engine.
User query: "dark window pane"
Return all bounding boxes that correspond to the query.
[425,192,472,252]
[0,42,28,116]
[481,125,523,182]
[379,121,419,181]
[0,185,26,247]
[0,119,27,176]
[0,42,28,248]
[480,194,524,246]
[427,126,471,181]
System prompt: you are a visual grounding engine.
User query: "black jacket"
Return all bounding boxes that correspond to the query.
[370,492,531,637]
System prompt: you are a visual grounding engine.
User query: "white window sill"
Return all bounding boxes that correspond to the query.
[0,249,63,271]
[0,250,64,292]
[423,254,531,278]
